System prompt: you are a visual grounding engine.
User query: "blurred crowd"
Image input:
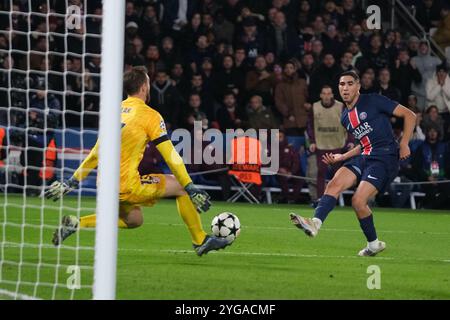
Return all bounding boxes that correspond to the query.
[0,0,449,208]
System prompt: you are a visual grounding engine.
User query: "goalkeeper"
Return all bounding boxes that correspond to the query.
[45,66,229,256]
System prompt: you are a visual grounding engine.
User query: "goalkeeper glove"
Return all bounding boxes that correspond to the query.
[44,178,79,201]
[184,182,211,213]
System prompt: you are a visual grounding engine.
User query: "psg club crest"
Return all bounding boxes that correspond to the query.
[359,112,367,120]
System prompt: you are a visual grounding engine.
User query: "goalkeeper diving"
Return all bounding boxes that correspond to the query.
[45,66,229,256]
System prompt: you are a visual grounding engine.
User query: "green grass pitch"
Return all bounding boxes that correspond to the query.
[0,194,449,300]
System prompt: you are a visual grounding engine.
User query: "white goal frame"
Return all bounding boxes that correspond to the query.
[93,0,125,300]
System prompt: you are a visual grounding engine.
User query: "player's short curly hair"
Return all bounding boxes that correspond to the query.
[123,66,149,96]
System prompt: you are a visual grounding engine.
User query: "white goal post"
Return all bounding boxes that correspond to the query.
[0,0,124,300]
[93,0,124,300]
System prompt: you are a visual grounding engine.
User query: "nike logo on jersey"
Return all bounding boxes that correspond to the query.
[367,175,378,180]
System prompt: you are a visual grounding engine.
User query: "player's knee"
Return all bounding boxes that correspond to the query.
[125,215,143,228]
[325,179,344,197]
[351,196,366,212]
[122,208,144,228]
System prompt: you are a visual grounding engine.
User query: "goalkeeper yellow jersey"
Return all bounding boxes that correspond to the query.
[72,96,170,194]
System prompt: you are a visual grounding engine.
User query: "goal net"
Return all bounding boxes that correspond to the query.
[0,0,122,300]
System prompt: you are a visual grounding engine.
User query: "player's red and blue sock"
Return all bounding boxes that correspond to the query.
[358,214,377,242]
[313,194,337,224]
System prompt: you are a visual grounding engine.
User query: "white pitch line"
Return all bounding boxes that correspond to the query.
[116,247,450,264]
[0,289,41,300]
[148,222,450,236]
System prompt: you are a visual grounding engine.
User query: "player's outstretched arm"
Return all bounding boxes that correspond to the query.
[322,144,361,165]
[393,105,416,160]
[156,139,211,213]
[45,141,99,201]
[44,178,79,201]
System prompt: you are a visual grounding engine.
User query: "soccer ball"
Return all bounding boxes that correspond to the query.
[211,212,241,243]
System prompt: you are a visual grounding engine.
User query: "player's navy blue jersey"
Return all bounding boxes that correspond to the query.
[341,94,399,157]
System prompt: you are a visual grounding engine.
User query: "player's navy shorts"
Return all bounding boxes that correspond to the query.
[343,154,399,193]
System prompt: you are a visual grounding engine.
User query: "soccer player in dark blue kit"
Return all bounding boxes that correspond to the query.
[290,71,416,256]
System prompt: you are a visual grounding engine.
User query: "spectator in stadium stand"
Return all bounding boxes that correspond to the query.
[299,26,315,57]
[377,68,401,102]
[144,44,164,80]
[311,15,327,39]
[297,0,312,30]
[234,46,249,74]
[309,53,341,102]
[337,0,365,31]
[383,29,399,63]
[125,1,139,24]
[391,48,422,105]
[150,69,182,130]
[411,40,442,111]
[235,17,266,66]
[272,62,284,84]
[410,105,426,141]
[213,9,235,45]
[170,62,189,95]
[407,94,420,111]
[189,34,214,74]
[344,23,368,51]
[421,105,445,140]
[246,95,279,131]
[222,0,244,23]
[347,40,363,67]
[355,34,389,74]
[307,85,354,199]
[216,92,247,132]
[321,23,345,59]
[213,55,244,103]
[200,0,221,15]
[186,73,216,121]
[201,12,215,36]
[139,4,161,46]
[412,124,450,209]
[86,55,101,88]
[425,63,450,120]
[311,39,324,64]
[245,55,276,106]
[275,60,309,136]
[132,35,144,57]
[182,93,210,131]
[199,57,214,92]
[161,0,197,35]
[266,11,301,62]
[299,52,316,85]
[181,13,205,52]
[276,130,303,204]
[25,87,61,195]
[160,36,179,71]
[359,71,378,94]
[125,21,139,45]
[212,40,234,68]
[433,5,450,51]
[125,40,145,67]
[236,5,265,26]
[415,0,444,32]
[406,35,421,58]
[338,51,356,73]
[322,0,340,26]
